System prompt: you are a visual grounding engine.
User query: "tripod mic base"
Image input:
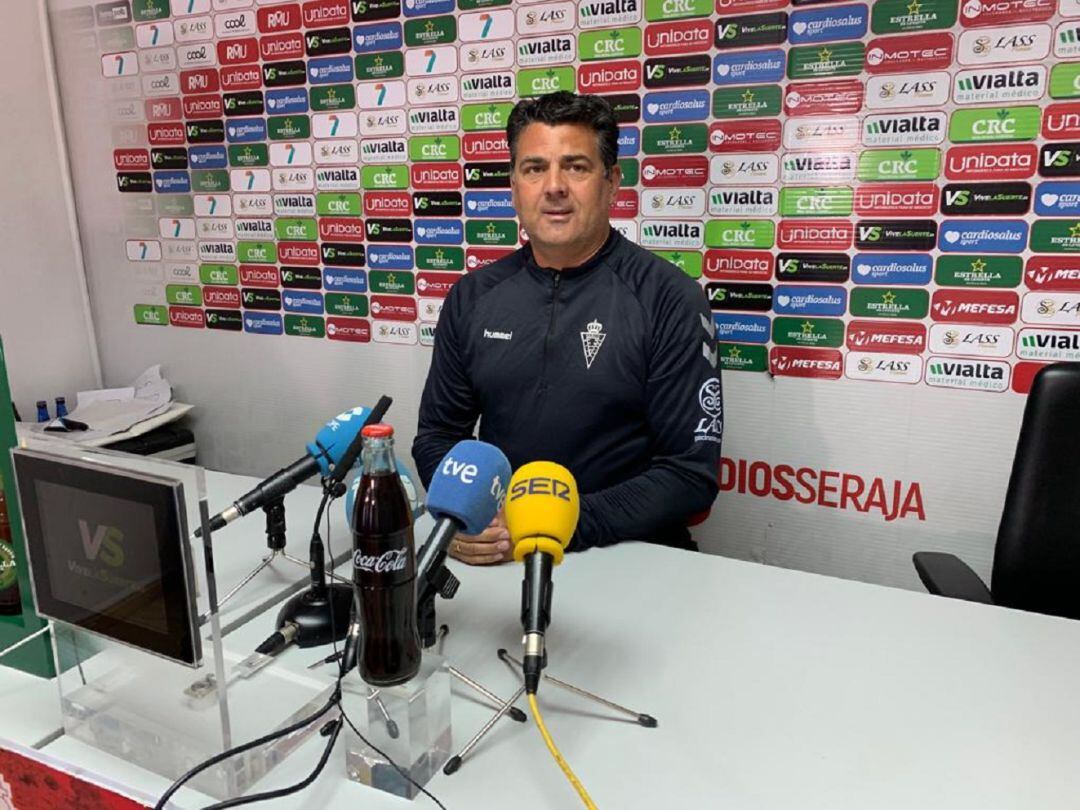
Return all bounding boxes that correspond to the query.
[275,583,353,648]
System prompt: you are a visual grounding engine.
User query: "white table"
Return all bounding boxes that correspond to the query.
[34,526,1080,809]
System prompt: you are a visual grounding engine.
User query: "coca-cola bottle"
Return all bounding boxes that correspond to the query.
[351,423,420,686]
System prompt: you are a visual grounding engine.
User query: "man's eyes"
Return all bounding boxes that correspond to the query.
[521,164,589,174]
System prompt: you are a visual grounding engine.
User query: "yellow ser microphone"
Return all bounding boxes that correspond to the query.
[505,461,579,694]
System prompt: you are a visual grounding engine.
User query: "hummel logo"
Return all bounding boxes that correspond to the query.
[483,329,512,340]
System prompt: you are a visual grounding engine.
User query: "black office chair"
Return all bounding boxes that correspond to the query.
[913,362,1080,621]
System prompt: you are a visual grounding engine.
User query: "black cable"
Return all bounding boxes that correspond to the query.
[153,685,341,810]
[200,718,344,810]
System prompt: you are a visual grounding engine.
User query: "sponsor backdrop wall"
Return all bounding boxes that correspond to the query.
[44,0,1070,589]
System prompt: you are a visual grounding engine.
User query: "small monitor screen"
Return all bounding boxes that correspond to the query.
[12,449,201,666]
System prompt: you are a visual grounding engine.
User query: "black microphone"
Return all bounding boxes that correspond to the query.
[197,398,391,537]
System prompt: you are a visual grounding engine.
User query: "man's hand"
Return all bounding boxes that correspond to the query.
[448,512,512,565]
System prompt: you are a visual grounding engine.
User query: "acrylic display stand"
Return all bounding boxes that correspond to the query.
[342,652,452,800]
[13,440,334,801]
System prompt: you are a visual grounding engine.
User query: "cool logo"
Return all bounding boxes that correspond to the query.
[509,478,572,501]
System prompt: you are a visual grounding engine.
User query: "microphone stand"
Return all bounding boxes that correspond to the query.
[216,496,312,611]
[414,535,529,728]
[440,550,658,775]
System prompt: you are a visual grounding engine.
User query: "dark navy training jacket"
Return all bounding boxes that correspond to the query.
[412,228,723,551]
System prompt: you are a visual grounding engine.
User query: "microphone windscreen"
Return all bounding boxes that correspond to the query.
[307,405,372,475]
[425,440,511,536]
[506,461,579,564]
[345,460,424,529]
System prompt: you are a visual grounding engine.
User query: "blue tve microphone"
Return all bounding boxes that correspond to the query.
[202,402,384,535]
[417,440,511,578]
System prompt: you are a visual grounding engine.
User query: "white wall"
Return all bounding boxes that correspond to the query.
[0,0,100,419]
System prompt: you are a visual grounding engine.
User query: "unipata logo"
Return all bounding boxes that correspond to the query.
[354,548,408,573]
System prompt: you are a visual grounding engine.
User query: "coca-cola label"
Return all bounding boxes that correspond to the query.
[354,547,409,574]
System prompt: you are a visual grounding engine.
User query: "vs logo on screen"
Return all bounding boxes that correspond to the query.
[78,520,125,567]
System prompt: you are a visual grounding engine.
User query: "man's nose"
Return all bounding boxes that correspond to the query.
[542,167,569,196]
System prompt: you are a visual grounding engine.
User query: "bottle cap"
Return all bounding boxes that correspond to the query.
[36,401,46,408]
[361,423,394,439]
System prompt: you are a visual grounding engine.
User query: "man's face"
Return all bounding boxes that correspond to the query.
[510,122,621,257]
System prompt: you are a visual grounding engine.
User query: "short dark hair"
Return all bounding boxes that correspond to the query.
[506,92,619,175]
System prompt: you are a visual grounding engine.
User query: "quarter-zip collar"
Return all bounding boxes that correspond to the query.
[522,227,620,284]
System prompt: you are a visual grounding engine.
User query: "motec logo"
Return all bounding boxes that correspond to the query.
[960,0,1054,27]
[709,120,781,153]
[864,32,952,74]
[784,80,864,117]
[641,156,709,187]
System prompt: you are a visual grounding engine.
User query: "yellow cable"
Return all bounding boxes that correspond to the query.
[527,692,598,810]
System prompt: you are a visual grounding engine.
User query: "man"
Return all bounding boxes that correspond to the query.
[412,92,722,564]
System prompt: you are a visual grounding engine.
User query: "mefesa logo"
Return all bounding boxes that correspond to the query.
[644,20,713,55]
[846,320,927,354]
[960,0,1054,28]
[577,60,642,94]
[777,219,853,251]
[944,143,1037,180]
[854,182,940,216]
[708,120,782,153]
[783,80,864,116]
[704,249,772,281]
[865,32,953,74]
[1025,256,1080,289]
[641,156,709,187]
[1043,103,1080,140]
[930,289,1019,324]
[769,346,842,379]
